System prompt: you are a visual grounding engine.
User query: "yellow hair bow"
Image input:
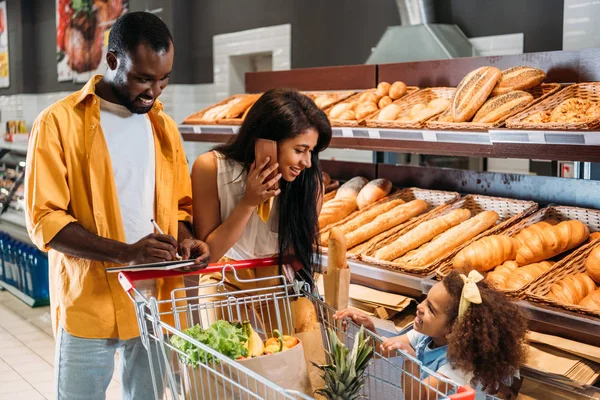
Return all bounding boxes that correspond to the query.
[458,270,484,318]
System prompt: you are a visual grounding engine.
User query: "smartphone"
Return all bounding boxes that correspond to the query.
[254,138,279,190]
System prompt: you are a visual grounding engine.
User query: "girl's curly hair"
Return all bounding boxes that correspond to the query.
[442,271,528,393]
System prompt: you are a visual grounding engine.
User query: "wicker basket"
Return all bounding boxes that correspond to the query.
[303,91,355,111]
[506,82,600,130]
[320,187,460,259]
[426,83,562,131]
[526,240,600,318]
[366,87,456,129]
[436,205,600,297]
[326,87,419,127]
[183,94,260,125]
[359,195,538,276]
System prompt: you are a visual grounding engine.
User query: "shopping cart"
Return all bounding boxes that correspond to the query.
[117,257,477,400]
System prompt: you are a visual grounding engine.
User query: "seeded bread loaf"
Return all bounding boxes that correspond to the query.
[472,90,534,123]
[491,66,546,96]
[452,66,502,122]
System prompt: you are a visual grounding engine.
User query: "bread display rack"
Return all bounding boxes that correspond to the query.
[181,48,600,348]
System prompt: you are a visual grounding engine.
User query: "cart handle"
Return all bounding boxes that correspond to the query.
[448,386,476,400]
[118,256,280,293]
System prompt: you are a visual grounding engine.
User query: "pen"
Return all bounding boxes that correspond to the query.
[151,219,183,260]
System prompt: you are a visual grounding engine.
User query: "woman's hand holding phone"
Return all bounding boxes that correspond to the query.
[241,157,281,208]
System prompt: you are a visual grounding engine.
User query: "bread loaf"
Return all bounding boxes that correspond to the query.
[548,273,597,305]
[516,220,590,265]
[356,179,393,210]
[452,66,502,122]
[323,190,336,203]
[292,297,319,333]
[345,200,429,249]
[453,235,520,273]
[504,261,553,291]
[338,110,356,121]
[355,102,379,119]
[377,82,391,97]
[360,92,380,104]
[491,66,547,96]
[374,209,472,261]
[318,197,357,229]
[329,103,354,119]
[389,81,407,100]
[485,261,519,290]
[223,95,259,119]
[378,104,403,121]
[515,219,558,245]
[397,210,499,267]
[378,96,393,109]
[320,198,405,246]
[585,245,600,284]
[472,91,534,123]
[428,98,451,114]
[336,177,369,200]
[328,228,348,269]
[579,288,600,310]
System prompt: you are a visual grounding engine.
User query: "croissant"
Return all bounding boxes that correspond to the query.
[485,261,519,290]
[514,219,558,246]
[453,235,519,273]
[516,220,590,265]
[548,273,597,305]
[585,245,600,284]
[579,288,600,311]
[504,261,554,291]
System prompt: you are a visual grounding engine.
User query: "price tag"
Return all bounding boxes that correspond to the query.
[341,128,353,138]
[527,132,545,143]
[421,131,437,142]
[368,129,380,139]
[193,126,202,134]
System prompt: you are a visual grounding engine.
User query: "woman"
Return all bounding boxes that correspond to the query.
[191,88,332,294]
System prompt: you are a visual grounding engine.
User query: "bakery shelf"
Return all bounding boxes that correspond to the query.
[0,141,29,154]
[181,125,600,162]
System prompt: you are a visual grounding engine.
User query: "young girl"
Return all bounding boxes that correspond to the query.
[192,88,332,290]
[334,270,527,400]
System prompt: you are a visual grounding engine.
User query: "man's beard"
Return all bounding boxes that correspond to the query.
[111,83,153,114]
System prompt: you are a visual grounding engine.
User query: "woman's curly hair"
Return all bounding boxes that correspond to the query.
[442,271,528,393]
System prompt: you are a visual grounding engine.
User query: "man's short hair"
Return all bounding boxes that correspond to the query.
[108,11,173,58]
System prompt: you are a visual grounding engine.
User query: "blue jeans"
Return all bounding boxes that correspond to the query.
[54,325,165,400]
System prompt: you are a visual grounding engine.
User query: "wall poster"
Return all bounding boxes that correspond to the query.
[0,1,10,88]
[56,0,129,83]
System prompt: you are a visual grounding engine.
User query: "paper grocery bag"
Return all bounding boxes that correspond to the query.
[323,267,351,311]
[295,323,327,397]
[184,340,312,399]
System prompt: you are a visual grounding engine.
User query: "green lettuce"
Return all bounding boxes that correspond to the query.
[170,320,249,367]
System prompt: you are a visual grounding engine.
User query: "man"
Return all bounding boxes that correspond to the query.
[24,12,209,400]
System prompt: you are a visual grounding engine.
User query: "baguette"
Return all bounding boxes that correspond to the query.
[374,209,472,261]
[323,190,337,203]
[472,91,534,123]
[504,261,553,291]
[224,95,259,119]
[453,235,520,273]
[585,245,600,284]
[485,261,519,290]
[579,288,600,311]
[397,210,499,267]
[335,177,369,200]
[320,198,406,246]
[345,200,429,249]
[548,273,597,305]
[491,66,547,96]
[356,179,393,210]
[292,297,319,333]
[328,228,348,269]
[452,66,502,122]
[516,220,590,265]
[318,197,357,229]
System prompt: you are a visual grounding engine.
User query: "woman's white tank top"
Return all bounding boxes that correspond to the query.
[214,151,279,260]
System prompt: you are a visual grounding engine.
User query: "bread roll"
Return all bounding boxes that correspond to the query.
[375,209,472,261]
[319,198,357,229]
[410,104,427,117]
[328,227,348,269]
[336,177,369,200]
[428,98,451,114]
[356,179,393,210]
[585,246,600,284]
[360,92,380,104]
[329,103,353,119]
[452,66,502,122]
[320,198,406,246]
[579,288,600,310]
[355,102,379,119]
[338,110,356,121]
[378,104,403,121]
[516,220,590,265]
[345,200,429,249]
[453,235,520,273]
[378,96,393,109]
[472,91,534,123]
[377,82,391,97]
[504,261,553,291]
[292,297,319,333]
[548,273,597,305]
[485,261,519,290]
[397,211,499,267]
[389,81,408,100]
[550,98,593,123]
[413,108,437,122]
[491,66,547,96]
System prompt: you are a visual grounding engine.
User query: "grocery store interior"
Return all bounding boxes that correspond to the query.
[2,0,600,399]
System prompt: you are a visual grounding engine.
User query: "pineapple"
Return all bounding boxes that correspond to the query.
[314,326,374,400]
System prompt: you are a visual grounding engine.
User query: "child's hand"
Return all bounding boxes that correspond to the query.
[333,308,375,332]
[381,336,416,358]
